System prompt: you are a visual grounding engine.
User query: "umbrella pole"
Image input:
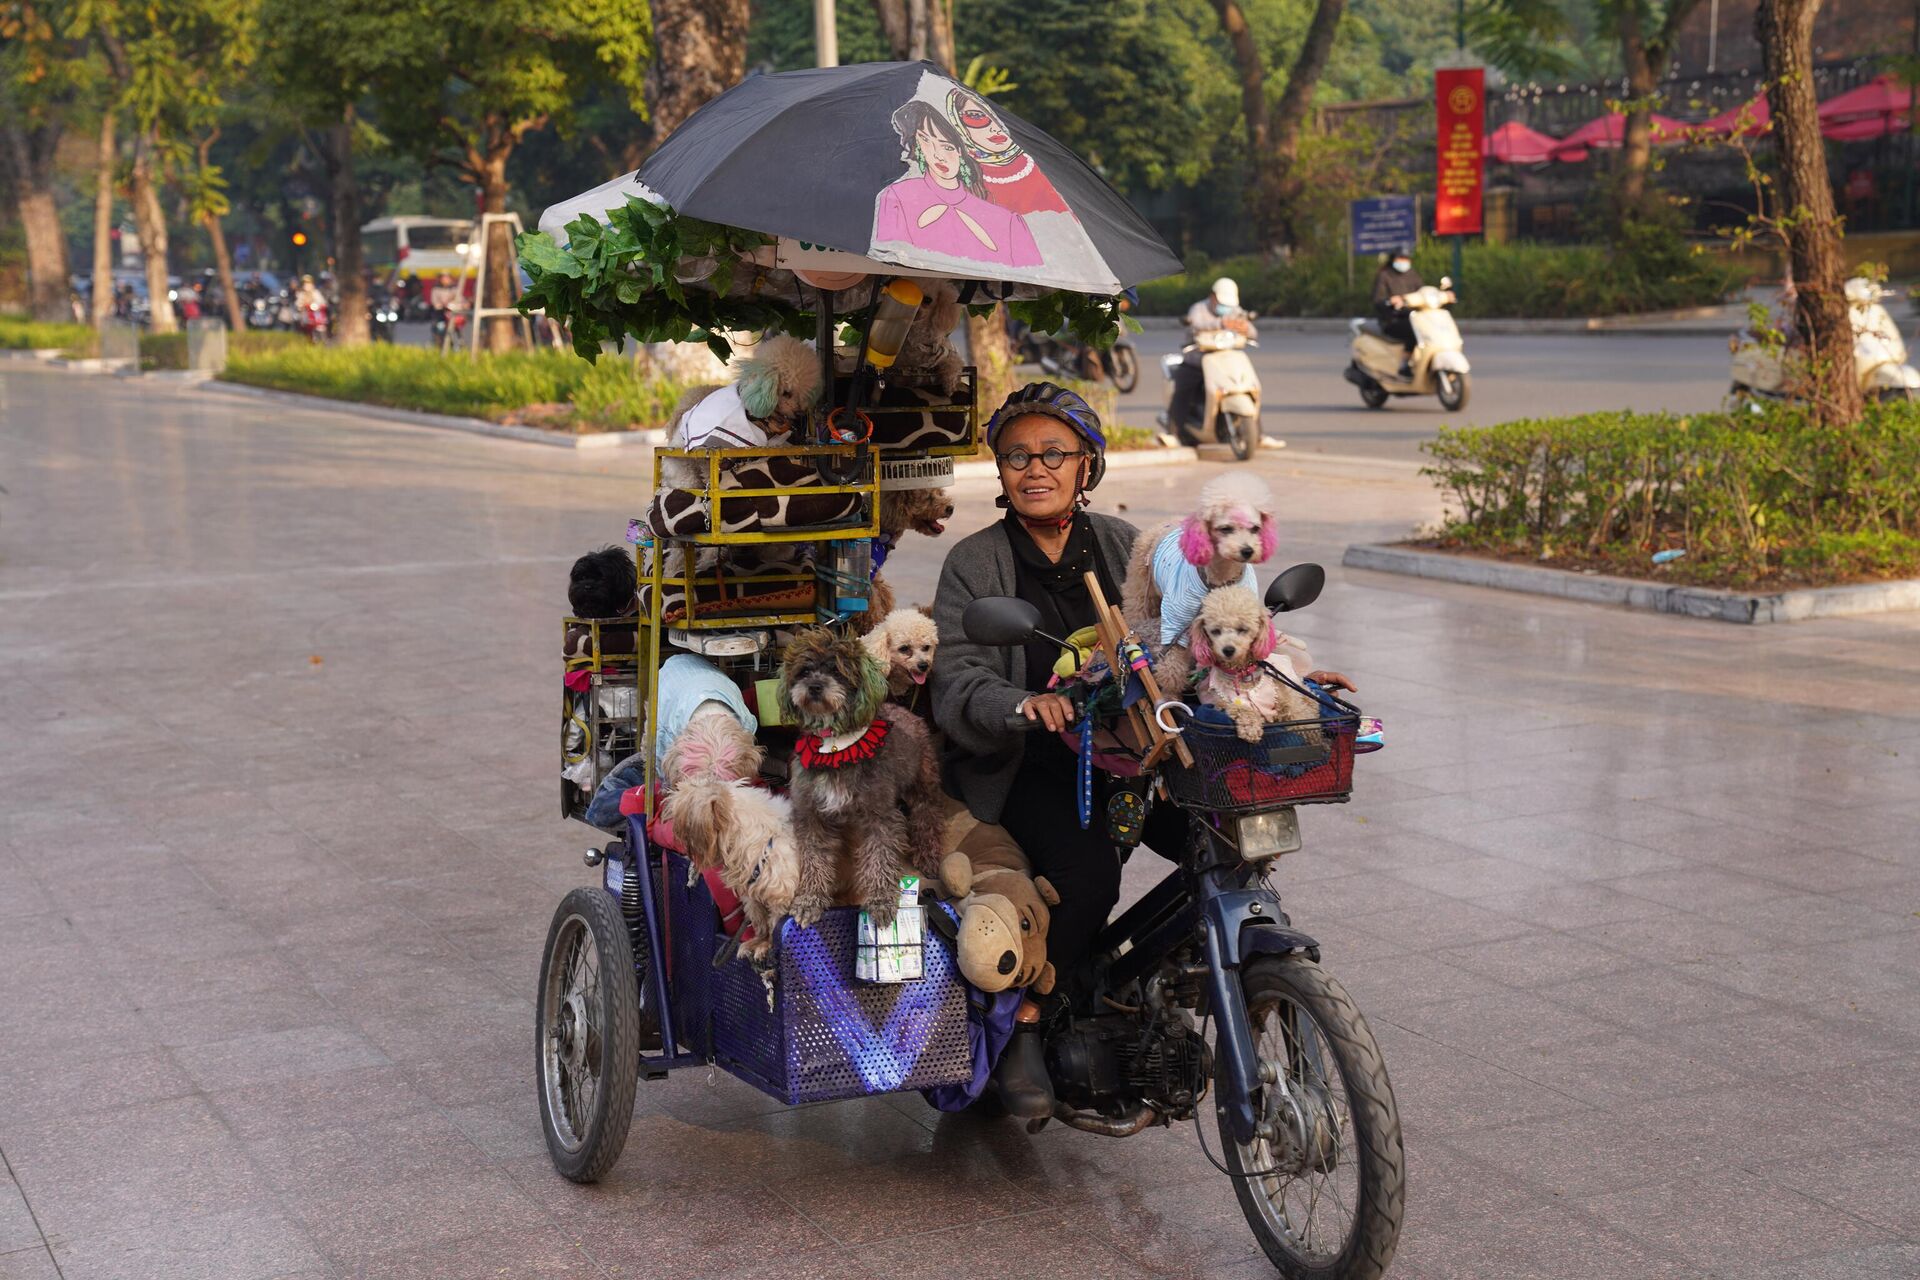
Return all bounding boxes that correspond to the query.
[814,286,835,444]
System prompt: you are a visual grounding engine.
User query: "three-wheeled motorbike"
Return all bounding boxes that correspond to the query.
[527,60,1403,1280]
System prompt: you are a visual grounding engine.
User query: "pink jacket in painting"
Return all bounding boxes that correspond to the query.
[873,176,1041,269]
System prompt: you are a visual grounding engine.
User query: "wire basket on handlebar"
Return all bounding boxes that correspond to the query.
[1161,686,1362,811]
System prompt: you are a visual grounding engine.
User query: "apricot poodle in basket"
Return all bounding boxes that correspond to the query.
[778,628,946,927]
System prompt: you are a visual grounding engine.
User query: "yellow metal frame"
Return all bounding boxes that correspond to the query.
[562,616,645,821]
[651,443,880,546]
[636,439,886,815]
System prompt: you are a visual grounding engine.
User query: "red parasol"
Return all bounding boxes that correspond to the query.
[1550,112,1686,160]
[1483,120,1565,164]
[1817,75,1914,142]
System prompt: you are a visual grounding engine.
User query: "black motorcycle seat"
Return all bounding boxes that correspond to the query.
[1357,319,1387,340]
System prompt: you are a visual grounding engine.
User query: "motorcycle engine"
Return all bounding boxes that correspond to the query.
[1047,1013,1212,1121]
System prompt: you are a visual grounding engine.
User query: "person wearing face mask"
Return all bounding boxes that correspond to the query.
[1161,277,1254,445]
[1372,249,1424,377]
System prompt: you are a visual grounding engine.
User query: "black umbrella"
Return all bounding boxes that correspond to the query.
[543,61,1179,297]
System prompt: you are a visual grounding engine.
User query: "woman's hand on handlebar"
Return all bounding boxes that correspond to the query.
[1019,693,1078,734]
[1306,670,1356,693]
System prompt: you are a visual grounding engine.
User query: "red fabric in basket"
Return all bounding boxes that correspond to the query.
[646,810,751,940]
[1217,754,1346,806]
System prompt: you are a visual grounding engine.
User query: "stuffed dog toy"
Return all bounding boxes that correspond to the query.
[779,628,946,927]
[938,800,1058,994]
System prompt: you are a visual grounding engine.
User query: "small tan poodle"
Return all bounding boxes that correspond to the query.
[1189,586,1321,743]
[860,607,939,703]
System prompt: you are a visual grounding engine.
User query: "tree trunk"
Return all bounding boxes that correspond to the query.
[1618,16,1656,214]
[1757,0,1861,425]
[318,118,370,346]
[92,110,116,330]
[1208,0,1346,250]
[480,147,516,354]
[644,0,751,152]
[1206,0,1270,158]
[871,0,910,61]
[202,213,241,331]
[130,132,175,334]
[0,123,73,324]
[1265,0,1346,246]
[17,186,71,324]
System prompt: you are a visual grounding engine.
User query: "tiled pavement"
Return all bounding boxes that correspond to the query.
[1,367,1916,1279]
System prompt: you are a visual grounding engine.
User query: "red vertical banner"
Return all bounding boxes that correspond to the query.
[1434,68,1485,236]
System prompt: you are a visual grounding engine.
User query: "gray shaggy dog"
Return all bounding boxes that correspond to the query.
[778,628,946,927]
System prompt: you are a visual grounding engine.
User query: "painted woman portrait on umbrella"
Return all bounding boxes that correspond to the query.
[872,100,1041,270]
[943,87,1068,216]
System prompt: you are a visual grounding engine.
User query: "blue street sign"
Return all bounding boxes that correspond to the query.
[1350,196,1418,256]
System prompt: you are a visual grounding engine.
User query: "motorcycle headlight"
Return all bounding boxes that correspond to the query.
[1234,808,1301,861]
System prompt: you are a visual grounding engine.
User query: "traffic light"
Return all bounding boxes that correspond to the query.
[291,231,308,247]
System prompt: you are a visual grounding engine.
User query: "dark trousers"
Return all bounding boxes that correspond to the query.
[1166,357,1204,442]
[995,737,1187,998]
[1374,304,1416,353]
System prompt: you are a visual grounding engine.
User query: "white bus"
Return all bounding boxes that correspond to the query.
[361,216,476,279]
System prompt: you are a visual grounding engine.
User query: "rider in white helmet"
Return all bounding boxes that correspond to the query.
[1162,277,1255,444]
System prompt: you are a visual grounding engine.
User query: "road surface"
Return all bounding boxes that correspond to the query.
[4,366,1915,1279]
[1111,329,1742,461]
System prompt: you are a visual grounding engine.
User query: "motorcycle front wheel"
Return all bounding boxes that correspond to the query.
[1223,411,1258,461]
[1106,344,1140,393]
[1218,956,1404,1280]
[1436,371,1470,412]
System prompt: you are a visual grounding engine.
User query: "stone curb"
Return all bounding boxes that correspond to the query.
[1342,542,1920,624]
[1135,306,1741,336]
[198,379,663,450]
[951,446,1198,480]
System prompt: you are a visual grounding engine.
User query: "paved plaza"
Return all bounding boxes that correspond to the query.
[2,365,1918,1279]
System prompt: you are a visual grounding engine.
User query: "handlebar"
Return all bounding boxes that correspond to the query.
[1003,713,1044,732]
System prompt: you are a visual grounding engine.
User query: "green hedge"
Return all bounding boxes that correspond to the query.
[220,343,687,431]
[0,313,94,351]
[1138,238,1746,321]
[1419,403,1920,588]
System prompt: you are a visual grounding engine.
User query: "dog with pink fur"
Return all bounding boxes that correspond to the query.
[1120,472,1279,690]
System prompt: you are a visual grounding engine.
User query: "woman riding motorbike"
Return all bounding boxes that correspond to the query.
[929,383,1179,1114]
[929,382,1343,1116]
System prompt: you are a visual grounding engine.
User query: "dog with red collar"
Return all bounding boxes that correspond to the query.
[779,627,946,928]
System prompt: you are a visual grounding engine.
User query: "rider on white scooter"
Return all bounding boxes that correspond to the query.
[1163,277,1255,445]
[1372,248,1423,379]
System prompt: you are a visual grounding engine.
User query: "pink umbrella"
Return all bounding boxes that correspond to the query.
[1817,75,1914,141]
[1550,111,1686,160]
[1699,96,1771,138]
[1483,120,1565,164]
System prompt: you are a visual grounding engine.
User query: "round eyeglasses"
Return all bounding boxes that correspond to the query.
[995,446,1087,471]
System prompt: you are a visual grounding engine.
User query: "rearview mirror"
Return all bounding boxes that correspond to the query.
[1439,275,1453,291]
[1264,564,1326,613]
[962,597,1042,646]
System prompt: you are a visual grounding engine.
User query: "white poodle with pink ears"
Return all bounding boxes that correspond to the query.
[1121,471,1280,690]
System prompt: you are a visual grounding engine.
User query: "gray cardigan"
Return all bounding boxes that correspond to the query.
[928,511,1139,823]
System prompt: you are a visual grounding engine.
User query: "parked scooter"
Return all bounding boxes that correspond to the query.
[1159,325,1265,460]
[1730,277,1920,404]
[1344,278,1470,411]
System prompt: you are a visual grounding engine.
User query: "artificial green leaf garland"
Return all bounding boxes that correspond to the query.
[519,196,1136,364]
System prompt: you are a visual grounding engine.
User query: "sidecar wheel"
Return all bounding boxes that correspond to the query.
[538,888,640,1183]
